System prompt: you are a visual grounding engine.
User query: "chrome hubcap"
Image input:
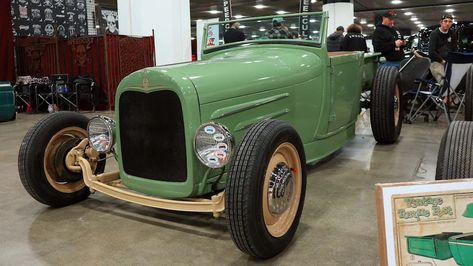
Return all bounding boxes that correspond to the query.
[268,163,294,215]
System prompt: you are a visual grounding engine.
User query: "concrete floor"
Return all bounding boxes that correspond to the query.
[0,112,448,265]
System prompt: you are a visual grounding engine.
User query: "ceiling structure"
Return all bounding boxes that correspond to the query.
[189,0,473,36]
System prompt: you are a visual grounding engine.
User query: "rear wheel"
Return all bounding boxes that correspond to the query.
[18,111,105,207]
[226,120,306,259]
[464,66,473,121]
[370,66,403,144]
[435,121,473,180]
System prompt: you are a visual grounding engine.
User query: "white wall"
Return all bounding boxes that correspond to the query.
[323,2,354,36]
[117,0,191,66]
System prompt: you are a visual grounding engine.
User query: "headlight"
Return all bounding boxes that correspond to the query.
[87,115,116,153]
[194,122,234,168]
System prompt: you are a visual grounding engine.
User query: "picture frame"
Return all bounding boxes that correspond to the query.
[376,179,473,266]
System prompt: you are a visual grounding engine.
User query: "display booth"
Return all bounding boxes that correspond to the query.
[15,34,155,110]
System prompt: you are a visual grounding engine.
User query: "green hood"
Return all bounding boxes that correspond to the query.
[162,45,323,104]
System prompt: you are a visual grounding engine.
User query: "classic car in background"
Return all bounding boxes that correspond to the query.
[18,12,403,259]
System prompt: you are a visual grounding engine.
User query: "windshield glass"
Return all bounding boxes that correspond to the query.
[204,13,324,50]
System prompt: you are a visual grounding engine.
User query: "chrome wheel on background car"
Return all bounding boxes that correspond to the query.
[226,119,306,259]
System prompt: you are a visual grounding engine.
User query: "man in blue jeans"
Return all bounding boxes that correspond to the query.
[373,11,406,67]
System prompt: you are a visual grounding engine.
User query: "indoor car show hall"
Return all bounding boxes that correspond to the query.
[1,0,473,265]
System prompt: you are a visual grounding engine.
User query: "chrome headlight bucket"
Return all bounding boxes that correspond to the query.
[194,122,234,168]
[87,115,116,153]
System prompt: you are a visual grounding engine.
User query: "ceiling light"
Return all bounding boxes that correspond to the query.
[206,10,221,14]
[410,17,418,21]
[251,35,257,38]
[360,19,367,24]
[289,24,297,29]
[414,21,421,24]
[191,37,196,40]
[312,30,319,34]
[445,9,454,13]
[259,28,266,32]
[404,12,413,16]
[391,0,402,4]
[254,4,267,9]
[239,25,247,29]
[311,0,317,3]
[233,15,245,19]
[196,19,203,22]
[418,24,424,28]
[276,10,288,15]
[310,19,318,23]
[367,24,374,27]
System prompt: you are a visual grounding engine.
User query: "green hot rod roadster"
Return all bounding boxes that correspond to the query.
[18,12,403,259]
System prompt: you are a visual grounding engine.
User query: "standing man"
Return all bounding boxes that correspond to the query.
[327,26,344,52]
[428,14,456,83]
[372,11,406,67]
[224,21,245,44]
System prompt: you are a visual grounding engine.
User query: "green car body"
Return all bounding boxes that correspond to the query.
[112,12,379,199]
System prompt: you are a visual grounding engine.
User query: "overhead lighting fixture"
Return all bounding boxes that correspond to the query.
[391,0,402,4]
[196,19,203,22]
[310,19,318,23]
[251,35,257,38]
[289,24,298,29]
[418,24,425,28]
[239,25,247,29]
[414,21,421,24]
[276,10,288,15]
[311,0,317,3]
[360,19,367,24]
[254,4,267,9]
[367,24,374,27]
[233,15,245,19]
[206,10,221,14]
[259,28,266,32]
[312,30,319,34]
[191,37,196,40]
[404,12,413,16]
[410,17,418,21]
[445,9,454,13]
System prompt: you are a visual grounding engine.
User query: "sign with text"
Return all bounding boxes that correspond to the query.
[376,180,473,266]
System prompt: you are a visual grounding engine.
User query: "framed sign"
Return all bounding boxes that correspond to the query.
[376,179,473,266]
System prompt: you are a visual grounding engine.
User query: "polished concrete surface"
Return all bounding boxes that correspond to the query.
[0,112,448,265]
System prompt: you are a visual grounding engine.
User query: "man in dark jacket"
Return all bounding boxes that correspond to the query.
[372,11,405,67]
[340,23,367,52]
[428,14,456,83]
[224,21,245,44]
[327,26,344,52]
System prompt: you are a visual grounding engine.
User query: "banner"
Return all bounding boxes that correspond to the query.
[222,0,232,29]
[299,0,311,38]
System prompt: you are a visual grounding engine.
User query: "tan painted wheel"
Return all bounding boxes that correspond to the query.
[18,112,106,207]
[43,127,95,193]
[262,143,302,237]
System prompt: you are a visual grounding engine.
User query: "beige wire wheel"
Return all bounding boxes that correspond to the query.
[262,142,302,237]
[18,112,105,207]
[226,119,306,259]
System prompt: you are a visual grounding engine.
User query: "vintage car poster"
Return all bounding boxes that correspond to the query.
[376,180,473,266]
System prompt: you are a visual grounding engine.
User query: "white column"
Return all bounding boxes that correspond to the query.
[322,0,354,35]
[117,0,191,66]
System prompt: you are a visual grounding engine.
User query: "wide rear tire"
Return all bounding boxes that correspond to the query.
[226,119,306,259]
[464,66,473,121]
[435,121,473,180]
[18,111,105,207]
[370,66,403,144]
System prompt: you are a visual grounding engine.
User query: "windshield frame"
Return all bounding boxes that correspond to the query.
[202,11,328,55]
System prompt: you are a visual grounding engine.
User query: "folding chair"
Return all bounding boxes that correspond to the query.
[14,76,34,113]
[73,76,96,112]
[34,77,54,113]
[52,74,77,111]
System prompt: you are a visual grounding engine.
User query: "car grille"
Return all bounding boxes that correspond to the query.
[119,90,187,182]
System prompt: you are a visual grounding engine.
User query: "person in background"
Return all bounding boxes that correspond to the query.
[224,21,245,44]
[327,26,344,52]
[340,23,367,52]
[372,11,406,67]
[428,14,457,83]
[265,17,291,39]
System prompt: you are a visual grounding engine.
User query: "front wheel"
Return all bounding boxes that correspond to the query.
[370,66,403,144]
[18,111,105,207]
[464,66,473,121]
[226,119,306,259]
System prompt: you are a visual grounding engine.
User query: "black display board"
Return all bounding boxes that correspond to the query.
[11,0,88,38]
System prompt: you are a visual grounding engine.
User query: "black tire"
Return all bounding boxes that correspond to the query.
[370,66,403,144]
[18,111,105,207]
[226,119,306,259]
[435,121,473,180]
[464,66,473,121]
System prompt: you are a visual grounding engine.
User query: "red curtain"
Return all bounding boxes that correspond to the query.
[0,0,15,83]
